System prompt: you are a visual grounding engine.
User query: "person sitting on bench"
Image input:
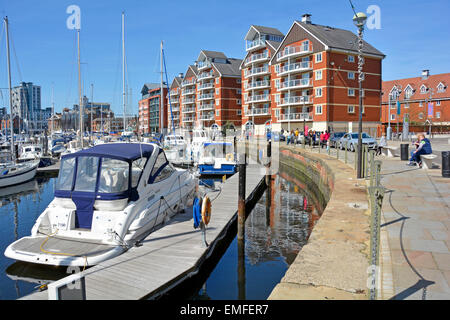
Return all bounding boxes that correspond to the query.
[407,133,432,167]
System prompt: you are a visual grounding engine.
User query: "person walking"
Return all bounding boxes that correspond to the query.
[376,133,387,156]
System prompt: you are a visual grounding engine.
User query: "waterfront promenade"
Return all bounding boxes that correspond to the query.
[269,137,450,300]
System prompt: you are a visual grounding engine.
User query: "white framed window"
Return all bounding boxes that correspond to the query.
[315,88,323,97]
[437,100,441,106]
[404,103,409,109]
[404,86,414,99]
[390,114,396,121]
[348,105,355,113]
[315,70,322,81]
[419,102,423,107]
[348,55,355,63]
[215,99,220,106]
[237,99,241,105]
[215,78,220,84]
[237,109,242,115]
[420,85,427,94]
[274,94,281,104]
[237,79,241,84]
[275,64,280,74]
[348,72,355,80]
[348,88,355,96]
[315,52,323,63]
[275,109,280,118]
[315,104,323,115]
[216,110,220,116]
[216,88,220,95]
[436,111,441,118]
[275,79,280,89]
[236,89,241,94]
[437,82,446,93]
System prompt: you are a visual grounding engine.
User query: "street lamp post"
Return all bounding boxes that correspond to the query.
[353,12,367,179]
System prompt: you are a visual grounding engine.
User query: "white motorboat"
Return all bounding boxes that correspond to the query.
[4,142,196,267]
[18,145,43,162]
[197,141,236,175]
[0,160,40,188]
[186,128,212,163]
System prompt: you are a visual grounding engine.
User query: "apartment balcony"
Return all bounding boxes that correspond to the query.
[245,66,270,78]
[244,52,269,66]
[245,107,270,117]
[245,94,271,104]
[182,79,196,87]
[278,95,313,107]
[169,115,180,121]
[278,112,313,122]
[170,90,179,97]
[198,103,215,111]
[198,82,214,91]
[197,60,212,71]
[183,116,195,123]
[278,61,312,76]
[182,106,195,114]
[182,89,196,96]
[197,72,214,81]
[246,38,266,51]
[278,78,312,91]
[276,43,313,61]
[245,80,271,91]
[182,98,196,105]
[170,99,179,105]
[197,93,215,101]
[199,113,215,121]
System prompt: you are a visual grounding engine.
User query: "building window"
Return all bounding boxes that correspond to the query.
[315,88,322,97]
[348,72,355,80]
[216,99,220,106]
[404,86,413,99]
[315,70,322,81]
[418,112,424,119]
[216,89,220,95]
[236,89,241,94]
[275,64,280,74]
[275,79,280,89]
[237,99,241,105]
[315,52,323,63]
[275,94,281,104]
[436,111,441,118]
[275,109,280,118]
[348,55,355,63]
[390,114,396,121]
[436,100,441,106]
[348,105,355,113]
[437,83,446,92]
[419,102,423,107]
[420,85,427,94]
[315,105,323,115]
[215,78,220,84]
[348,88,355,96]
[237,109,241,115]
[361,105,365,114]
[216,110,220,116]
[237,79,241,84]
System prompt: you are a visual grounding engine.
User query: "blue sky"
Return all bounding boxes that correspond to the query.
[0,0,449,116]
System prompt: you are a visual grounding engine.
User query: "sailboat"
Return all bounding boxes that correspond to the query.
[0,17,39,188]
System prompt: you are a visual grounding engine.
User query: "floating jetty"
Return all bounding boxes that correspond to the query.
[21,162,265,300]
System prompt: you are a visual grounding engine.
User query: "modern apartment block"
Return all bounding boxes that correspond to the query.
[265,14,385,136]
[138,83,168,134]
[381,70,450,133]
[195,50,242,131]
[240,25,284,135]
[167,75,183,132]
[11,82,42,133]
[181,65,198,131]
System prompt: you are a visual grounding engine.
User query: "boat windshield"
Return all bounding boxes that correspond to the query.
[203,143,234,158]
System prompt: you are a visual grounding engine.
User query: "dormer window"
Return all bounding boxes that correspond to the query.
[437,82,446,93]
[420,85,428,94]
[404,85,414,99]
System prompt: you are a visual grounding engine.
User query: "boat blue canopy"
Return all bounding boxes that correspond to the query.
[203,142,232,147]
[61,143,155,162]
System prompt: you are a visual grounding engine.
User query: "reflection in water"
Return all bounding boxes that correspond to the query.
[192,173,323,300]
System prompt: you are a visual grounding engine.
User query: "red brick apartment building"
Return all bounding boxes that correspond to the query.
[240,25,284,135]
[180,65,198,131]
[167,76,182,132]
[244,14,386,136]
[138,83,168,134]
[381,70,450,134]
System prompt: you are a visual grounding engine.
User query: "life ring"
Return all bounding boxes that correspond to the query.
[201,196,212,226]
[225,153,234,162]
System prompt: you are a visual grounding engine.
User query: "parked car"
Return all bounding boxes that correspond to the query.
[338,132,377,152]
[267,131,285,142]
[329,132,346,148]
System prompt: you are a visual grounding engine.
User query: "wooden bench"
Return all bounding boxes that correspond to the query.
[381,146,398,157]
[420,154,437,169]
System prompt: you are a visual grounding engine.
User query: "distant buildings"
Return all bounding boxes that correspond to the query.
[61,96,112,132]
[10,82,42,133]
[381,70,450,134]
[139,83,168,134]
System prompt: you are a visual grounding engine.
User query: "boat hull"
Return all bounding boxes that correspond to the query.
[0,161,39,188]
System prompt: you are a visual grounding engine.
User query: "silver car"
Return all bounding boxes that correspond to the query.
[339,132,377,152]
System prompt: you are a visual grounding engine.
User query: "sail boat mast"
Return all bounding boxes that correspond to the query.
[122,12,126,133]
[77,28,83,148]
[4,17,15,160]
[160,41,165,135]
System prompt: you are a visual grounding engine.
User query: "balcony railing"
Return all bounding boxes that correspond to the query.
[245,80,271,90]
[182,98,196,104]
[279,95,313,107]
[197,93,215,101]
[244,52,269,65]
[197,72,214,81]
[182,89,196,96]
[198,103,214,111]
[199,113,214,121]
[170,89,179,96]
[182,107,195,113]
[181,79,196,87]
[279,78,312,90]
[197,60,212,70]
[245,65,270,78]
[245,94,271,104]
[278,112,313,122]
[245,107,270,117]
[277,43,312,61]
[278,61,312,76]
[198,82,214,91]
[183,117,195,122]
[246,38,266,51]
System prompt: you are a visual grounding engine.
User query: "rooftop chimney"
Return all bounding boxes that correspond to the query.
[178,73,184,79]
[422,69,430,80]
[302,14,312,24]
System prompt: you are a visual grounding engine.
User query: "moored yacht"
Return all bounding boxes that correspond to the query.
[4,142,196,266]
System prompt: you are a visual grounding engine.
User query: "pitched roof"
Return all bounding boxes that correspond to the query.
[382,72,450,103]
[295,21,385,57]
[212,58,242,77]
[198,50,227,61]
[251,25,284,37]
[170,77,182,89]
[141,83,160,96]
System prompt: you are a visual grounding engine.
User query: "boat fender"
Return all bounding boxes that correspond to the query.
[225,153,234,162]
[193,197,202,229]
[201,196,211,226]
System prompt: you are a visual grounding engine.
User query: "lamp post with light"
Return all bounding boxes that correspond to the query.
[353,11,367,179]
